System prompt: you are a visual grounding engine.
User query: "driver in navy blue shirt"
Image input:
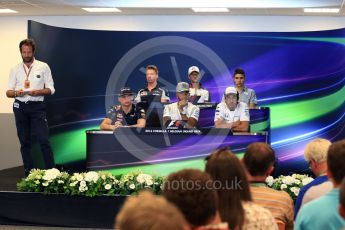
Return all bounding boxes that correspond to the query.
[135,65,170,107]
[100,87,146,130]
[134,65,169,127]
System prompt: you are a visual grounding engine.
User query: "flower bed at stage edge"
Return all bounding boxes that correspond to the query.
[17,168,314,200]
[265,174,314,201]
[17,168,164,196]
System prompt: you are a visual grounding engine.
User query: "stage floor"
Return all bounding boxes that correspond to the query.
[0,166,23,192]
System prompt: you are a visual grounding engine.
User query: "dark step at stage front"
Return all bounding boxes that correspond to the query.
[0,192,127,229]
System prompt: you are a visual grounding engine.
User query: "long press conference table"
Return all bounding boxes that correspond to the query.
[86,106,270,171]
[86,128,268,171]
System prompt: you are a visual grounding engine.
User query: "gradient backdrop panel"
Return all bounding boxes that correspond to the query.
[28,20,345,175]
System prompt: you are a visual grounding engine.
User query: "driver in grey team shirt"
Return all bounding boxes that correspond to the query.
[232,68,257,109]
[222,68,257,109]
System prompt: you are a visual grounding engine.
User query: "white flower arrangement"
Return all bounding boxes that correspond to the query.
[17,169,165,197]
[118,171,164,195]
[266,174,314,201]
[84,171,99,183]
[19,168,69,194]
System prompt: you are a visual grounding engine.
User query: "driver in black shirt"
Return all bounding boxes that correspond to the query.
[134,65,170,107]
[134,65,169,127]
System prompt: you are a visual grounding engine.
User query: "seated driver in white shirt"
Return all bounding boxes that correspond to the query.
[163,82,200,129]
[214,86,250,132]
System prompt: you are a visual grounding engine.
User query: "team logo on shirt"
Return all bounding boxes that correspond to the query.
[140,91,148,96]
[117,113,123,119]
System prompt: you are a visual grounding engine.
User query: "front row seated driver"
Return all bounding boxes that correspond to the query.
[214,86,250,132]
[100,87,146,130]
[163,82,200,129]
[100,85,250,132]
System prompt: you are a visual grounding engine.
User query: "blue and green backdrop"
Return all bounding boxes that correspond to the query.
[28,20,345,175]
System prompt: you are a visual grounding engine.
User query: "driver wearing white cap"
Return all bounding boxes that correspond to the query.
[187,66,210,104]
[163,82,200,129]
[214,86,249,132]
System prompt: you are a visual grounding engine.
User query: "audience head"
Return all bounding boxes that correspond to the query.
[327,139,345,186]
[243,142,275,178]
[163,169,218,229]
[205,147,251,229]
[115,191,188,230]
[304,138,331,176]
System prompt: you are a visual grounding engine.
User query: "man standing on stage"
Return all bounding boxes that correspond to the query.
[214,86,249,132]
[187,66,210,104]
[6,38,55,176]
